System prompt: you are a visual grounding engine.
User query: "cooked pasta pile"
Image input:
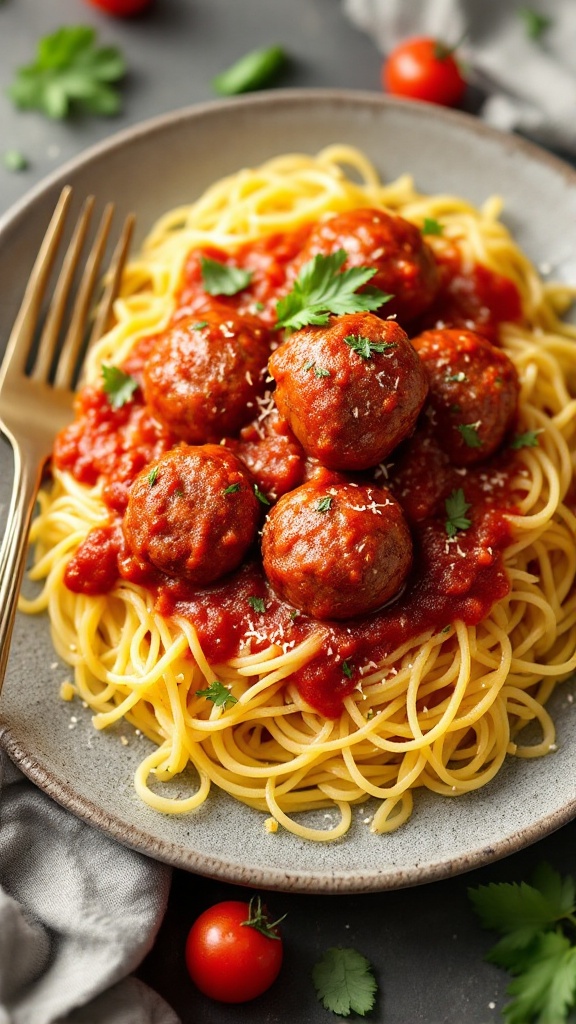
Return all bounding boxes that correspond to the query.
[21,145,576,841]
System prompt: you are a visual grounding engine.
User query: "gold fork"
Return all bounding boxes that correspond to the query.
[0,187,134,692]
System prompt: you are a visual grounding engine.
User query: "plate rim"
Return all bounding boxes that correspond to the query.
[2,87,576,893]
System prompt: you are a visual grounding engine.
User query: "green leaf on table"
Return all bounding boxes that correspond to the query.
[312,947,377,1017]
[212,44,287,96]
[8,26,126,120]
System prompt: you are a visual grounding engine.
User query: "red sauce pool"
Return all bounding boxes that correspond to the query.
[56,218,525,718]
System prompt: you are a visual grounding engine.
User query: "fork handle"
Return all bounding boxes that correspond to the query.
[0,442,45,694]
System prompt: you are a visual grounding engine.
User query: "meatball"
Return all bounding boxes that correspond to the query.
[411,327,520,466]
[293,208,439,324]
[123,445,260,585]
[261,480,412,619]
[268,312,428,471]
[142,307,270,443]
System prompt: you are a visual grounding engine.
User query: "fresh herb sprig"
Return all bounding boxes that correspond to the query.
[469,863,576,1023]
[276,250,391,331]
[343,334,395,359]
[9,26,126,120]
[445,488,472,537]
[200,256,252,296]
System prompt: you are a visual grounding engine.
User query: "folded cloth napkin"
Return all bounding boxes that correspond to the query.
[0,750,179,1024]
[342,0,576,157]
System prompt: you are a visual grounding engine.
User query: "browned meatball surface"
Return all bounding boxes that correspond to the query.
[293,208,439,324]
[123,445,260,585]
[412,327,520,466]
[268,312,428,471]
[261,480,413,620]
[142,307,270,443]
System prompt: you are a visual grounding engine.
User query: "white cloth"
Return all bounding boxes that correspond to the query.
[0,750,179,1024]
[343,0,576,157]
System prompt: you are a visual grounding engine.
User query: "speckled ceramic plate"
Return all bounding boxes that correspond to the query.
[1,91,576,894]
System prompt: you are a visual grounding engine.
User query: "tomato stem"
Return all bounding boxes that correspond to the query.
[242,894,287,940]
[433,33,467,61]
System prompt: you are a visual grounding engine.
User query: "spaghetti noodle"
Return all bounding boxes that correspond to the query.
[21,146,576,841]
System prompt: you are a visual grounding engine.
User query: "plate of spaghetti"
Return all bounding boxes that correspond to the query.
[1,90,576,893]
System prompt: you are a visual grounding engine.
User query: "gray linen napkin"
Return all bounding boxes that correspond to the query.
[0,750,179,1024]
[343,0,576,157]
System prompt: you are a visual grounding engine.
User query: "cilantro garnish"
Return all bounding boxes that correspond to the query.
[212,44,287,96]
[8,26,126,120]
[422,217,444,236]
[341,660,354,679]
[314,365,331,378]
[510,430,541,450]
[275,249,392,331]
[196,680,238,709]
[316,496,333,513]
[223,482,241,495]
[445,488,472,537]
[192,320,208,331]
[248,596,266,614]
[343,334,395,359]
[469,863,576,1024]
[148,466,159,487]
[312,947,378,1017]
[519,7,553,40]
[101,364,138,409]
[200,256,252,296]
[457,422,483,448]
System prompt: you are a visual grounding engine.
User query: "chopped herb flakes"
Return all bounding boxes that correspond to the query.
[422,217,443,236]
[343,334,395,359]
[316,496,333,512]
[148,466,159,487]
[510,429,541,450]
[457,422,482,448]
[223,482,241,495]
[248,596,266,613]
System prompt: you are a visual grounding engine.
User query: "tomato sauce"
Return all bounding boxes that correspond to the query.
[56,217,525,718]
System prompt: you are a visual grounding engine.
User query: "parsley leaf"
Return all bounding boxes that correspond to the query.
[457,422,483,448]
[518,7,553,40]
[276,249,392,331]
[422,217,443,236]
[196,680,238,709]
[342,660,354,679]
[312,947,377,1017]
[254,485,271,506]
[469,864,576,1024]
[148,466,159,487]
[212,44,287,96]
[101,364,138,409]
[200,256,252,296]
[343,334,395,359]
[223,482,241,495]
[510,430,541,450]
[445,488,472,537]
[8,27,126,120]
[248,596,266,613]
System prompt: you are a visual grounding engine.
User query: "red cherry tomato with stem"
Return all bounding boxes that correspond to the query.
[383,36,466,107]
[84,0,154,16]
[185,896,285,1003]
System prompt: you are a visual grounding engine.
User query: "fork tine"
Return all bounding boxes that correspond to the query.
[31,195,95,383]
[2,187,73,378]
[52,202,115,391]
[87,211,136,350]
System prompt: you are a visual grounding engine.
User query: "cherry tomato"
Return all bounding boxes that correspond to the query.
[185,897,284,1003]
[383,36,466,107]
[84,0,154,16]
